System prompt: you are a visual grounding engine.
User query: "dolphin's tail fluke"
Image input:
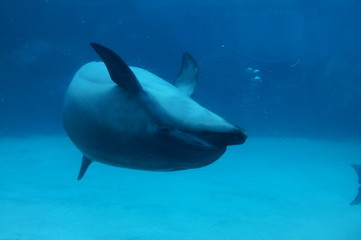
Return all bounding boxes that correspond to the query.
[350,164,361,205]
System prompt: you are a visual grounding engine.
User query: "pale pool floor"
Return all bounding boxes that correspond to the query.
[0,136,360,239]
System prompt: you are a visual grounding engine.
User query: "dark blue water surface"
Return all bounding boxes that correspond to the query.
[1,0,360,140]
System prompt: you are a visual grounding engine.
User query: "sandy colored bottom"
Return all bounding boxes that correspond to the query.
[0,135,360,240]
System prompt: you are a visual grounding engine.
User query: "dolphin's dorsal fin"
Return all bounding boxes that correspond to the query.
[90,42,141,94]
[77,155,92,180]
[175,52,199,96]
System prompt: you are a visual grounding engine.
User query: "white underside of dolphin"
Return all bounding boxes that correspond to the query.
[63,43,247,180]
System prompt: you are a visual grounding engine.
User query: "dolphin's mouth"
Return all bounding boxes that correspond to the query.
[158,128,219,150]
[194,129,248,147]
[158,127,247,150]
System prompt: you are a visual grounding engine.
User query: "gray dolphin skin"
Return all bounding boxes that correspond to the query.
[63,43,247,180]
[351,164,361,205]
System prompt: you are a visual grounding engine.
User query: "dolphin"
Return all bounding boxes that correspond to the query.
[351,164,361,205]
[63,43,247,180]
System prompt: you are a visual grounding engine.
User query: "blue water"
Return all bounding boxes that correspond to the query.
[1,1,361,239]
[1,0,360,139]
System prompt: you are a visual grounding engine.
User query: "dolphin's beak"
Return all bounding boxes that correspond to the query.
[195,128,247,147]
[222,128,247,145]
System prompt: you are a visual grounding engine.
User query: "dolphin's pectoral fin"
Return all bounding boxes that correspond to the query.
[351,164,361,205]
[175,52,199,96]
[159,128,215,149]
[90,42,142,94]
[350,186,361,205]
[77,155,93,180]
